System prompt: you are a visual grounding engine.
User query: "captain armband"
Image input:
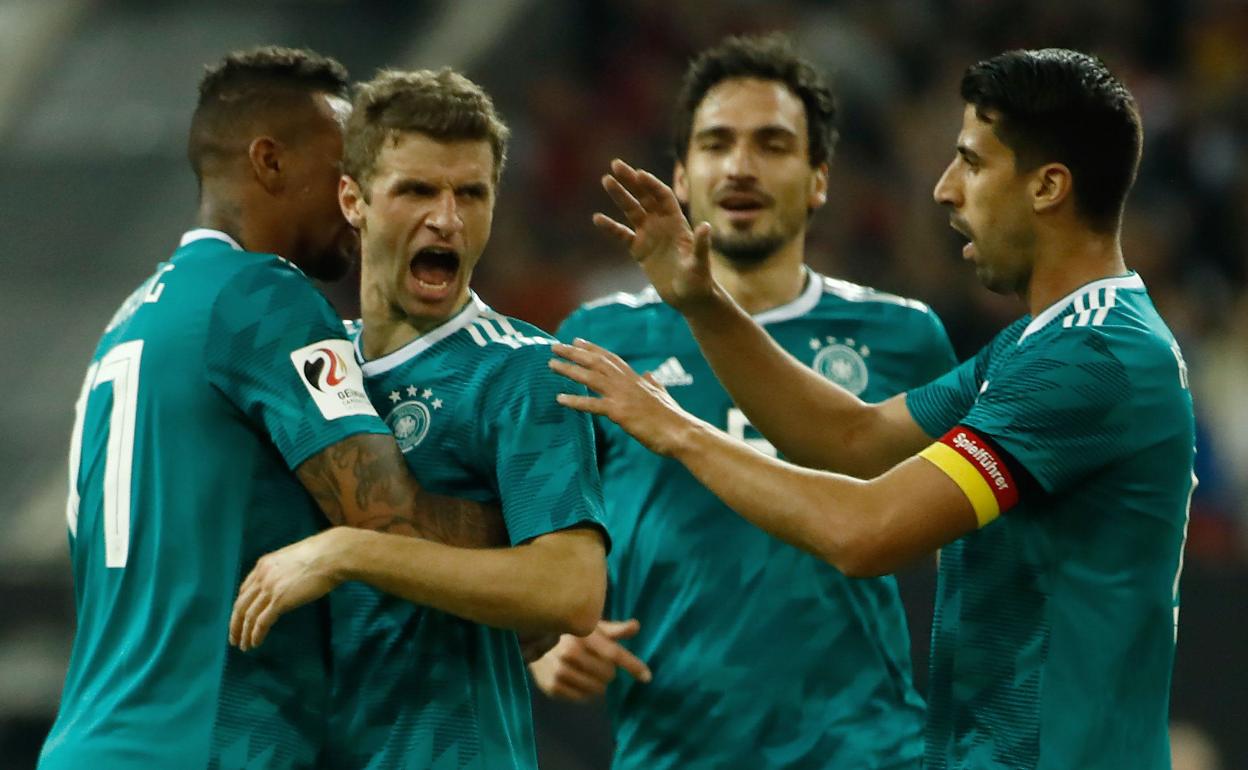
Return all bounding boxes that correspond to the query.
[919,427,1020,527]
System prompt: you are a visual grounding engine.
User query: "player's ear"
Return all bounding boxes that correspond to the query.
[673,161,690,206]
[247,136,284,194]
[339,175,366,230]
[1032,163,1072,215]
[808,162,829,210]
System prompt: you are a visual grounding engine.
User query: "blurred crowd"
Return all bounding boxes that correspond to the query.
[437,0,1248,566]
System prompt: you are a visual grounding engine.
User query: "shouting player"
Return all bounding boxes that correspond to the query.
[530,34,953,770]
[554,48,1194,769]
[229,69,609,770]
[42,48,505,770]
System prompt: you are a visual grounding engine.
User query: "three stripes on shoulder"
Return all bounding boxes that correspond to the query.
[467,312,555,349]
[1063,286,1118,328]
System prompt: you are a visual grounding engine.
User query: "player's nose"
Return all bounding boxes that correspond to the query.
[933,161,961,207]
[724,143,759,181]
[426,190,463,235]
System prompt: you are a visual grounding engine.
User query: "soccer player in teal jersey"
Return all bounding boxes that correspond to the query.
[530,35,951,770]
[228,69,608,770]
[552,49,1194,769]
[42,49,506,770]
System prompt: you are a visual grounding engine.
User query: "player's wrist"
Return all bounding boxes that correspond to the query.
[664,414,714,462]
[679,282,733,327]
[319,526,368,584]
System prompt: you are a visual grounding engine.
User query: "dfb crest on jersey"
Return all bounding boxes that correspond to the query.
[809,337,870,396]
[384,384,443,452]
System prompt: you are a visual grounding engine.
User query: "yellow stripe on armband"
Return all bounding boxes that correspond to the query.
[919,442,1001,527]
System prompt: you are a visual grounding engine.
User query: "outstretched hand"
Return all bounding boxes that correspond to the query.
[550,338,703,457]
[593,159,717,312]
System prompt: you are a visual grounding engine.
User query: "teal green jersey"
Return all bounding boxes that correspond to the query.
[40,230,391,770]
[559,269,957,770]
[328,294,607,770]
[906,273,1195,769]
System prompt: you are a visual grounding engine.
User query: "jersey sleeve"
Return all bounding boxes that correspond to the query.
[556,308,612,466]
[906,307,959,389]
[481,344,609,548]
[905,345,986,438]
[918,327,1170,527]
[960,328,1143,495]
[205,260,391,471]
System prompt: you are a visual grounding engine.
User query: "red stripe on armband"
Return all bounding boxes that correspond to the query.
[937,427,1019,513]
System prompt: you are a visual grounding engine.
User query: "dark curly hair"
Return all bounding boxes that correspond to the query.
[672,33,837,167]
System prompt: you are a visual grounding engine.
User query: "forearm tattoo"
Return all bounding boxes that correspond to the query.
[297,435,508,548]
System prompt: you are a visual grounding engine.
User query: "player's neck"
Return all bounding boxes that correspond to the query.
[710,238,808,316]
[194,196,248,250]
[1023,230,1127,317]
[195,188,291,259]
[359,315,421,361]
[359,288,471,361]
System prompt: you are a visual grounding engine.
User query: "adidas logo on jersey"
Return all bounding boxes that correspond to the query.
[649,357,693,387]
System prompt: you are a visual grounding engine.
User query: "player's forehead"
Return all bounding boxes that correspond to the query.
[374,131,494,184]
[956,104,1009,161]
[691,77,808,140]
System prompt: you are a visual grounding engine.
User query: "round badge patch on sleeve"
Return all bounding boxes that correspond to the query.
[290,339,378,420]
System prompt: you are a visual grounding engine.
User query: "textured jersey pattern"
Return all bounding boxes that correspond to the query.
[41,234,388,770]
[560,271,956,770]
[908,275,1195,769]
[328,298,605,770]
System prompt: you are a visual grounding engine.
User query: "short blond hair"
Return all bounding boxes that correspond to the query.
[343,68,510,192]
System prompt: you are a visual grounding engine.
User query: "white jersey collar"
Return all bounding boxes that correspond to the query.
[1018,272,1144,343]
[179,228,242,251]
[355,292,487,377]
[752,267,823,326]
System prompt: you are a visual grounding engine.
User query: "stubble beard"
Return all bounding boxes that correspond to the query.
[711,230,789,267]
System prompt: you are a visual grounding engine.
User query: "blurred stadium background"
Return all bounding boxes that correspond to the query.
[1,0,1244,767]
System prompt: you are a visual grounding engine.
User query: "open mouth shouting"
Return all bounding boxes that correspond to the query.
[407,245,462,301]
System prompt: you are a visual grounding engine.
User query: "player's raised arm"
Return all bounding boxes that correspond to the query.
[295,433,507,548]
[550,339,978,576]
[593,159,932,477]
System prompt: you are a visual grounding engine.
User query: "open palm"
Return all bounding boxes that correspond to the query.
[593,158,716,311]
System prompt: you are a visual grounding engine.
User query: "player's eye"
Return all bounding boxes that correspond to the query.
[396,182,438,198]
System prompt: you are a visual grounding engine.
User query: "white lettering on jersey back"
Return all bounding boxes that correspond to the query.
[290,339,378,420]
[104,264,176,333]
